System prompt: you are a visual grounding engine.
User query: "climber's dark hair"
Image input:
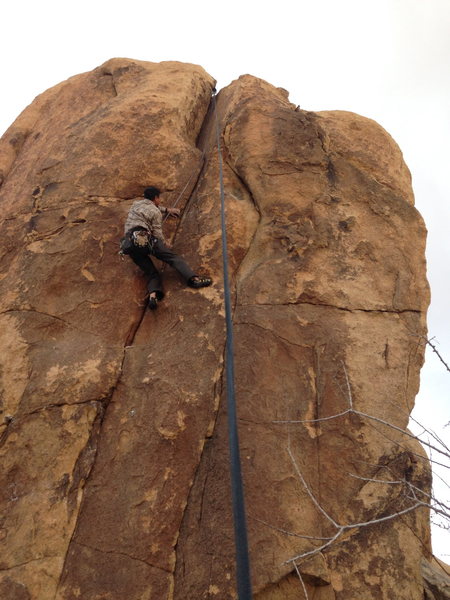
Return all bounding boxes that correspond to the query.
[143,186,161,200]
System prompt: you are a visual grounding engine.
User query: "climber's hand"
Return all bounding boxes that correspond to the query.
[167,208,180,218]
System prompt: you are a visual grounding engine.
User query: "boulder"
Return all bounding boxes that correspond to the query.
[0,58,440,599]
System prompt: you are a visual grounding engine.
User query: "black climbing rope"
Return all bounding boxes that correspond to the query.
[212,89,253,600]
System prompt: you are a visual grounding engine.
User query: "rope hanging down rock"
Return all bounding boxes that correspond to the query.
[212,89,253,600]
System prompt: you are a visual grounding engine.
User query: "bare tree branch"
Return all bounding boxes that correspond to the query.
[293,561,310,600]
[276,408,449,462]
[265,359,449,585]
[287,444,340,529]
[423,336,450,372]
[286,531,343,564]
[251,517,333,541]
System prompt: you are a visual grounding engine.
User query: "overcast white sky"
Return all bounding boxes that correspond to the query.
[1,0,449,560]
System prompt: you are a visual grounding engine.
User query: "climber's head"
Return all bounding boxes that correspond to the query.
[143,186,161,202]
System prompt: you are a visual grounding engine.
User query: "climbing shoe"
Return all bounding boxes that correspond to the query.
[148,296,158,310]
[188,276,212,289]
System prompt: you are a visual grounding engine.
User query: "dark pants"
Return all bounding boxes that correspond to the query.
[128,236,195,300]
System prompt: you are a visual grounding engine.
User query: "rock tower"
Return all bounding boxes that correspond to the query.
[0,58,440,599]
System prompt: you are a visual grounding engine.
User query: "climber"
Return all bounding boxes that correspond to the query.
[121,186,212,310]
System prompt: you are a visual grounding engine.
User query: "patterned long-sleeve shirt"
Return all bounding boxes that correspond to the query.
[124,198,167,242]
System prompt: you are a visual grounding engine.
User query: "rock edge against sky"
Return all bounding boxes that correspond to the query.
[0,58,445,600]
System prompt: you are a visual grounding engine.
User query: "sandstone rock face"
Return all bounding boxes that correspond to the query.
[422,559,450,600]
[0,59,440,599]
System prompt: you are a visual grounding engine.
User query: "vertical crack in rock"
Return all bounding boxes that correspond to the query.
[313,344,326,542]
[305,110,338,200]
[0,418,15,449]
[303,108,346,542]
[173,98,262,593]
[55,374,124,595]
[314,111,347,542]
[223,157,262,309]
[162,153,207,249]
[171,101,230,588]
[54,215,183,589]
[65,402,106,515]
[100,70,118,98]
[145,150,222,592]
[172,337,227,589]
[225,156,262,216]
[54,237,176,595]
[56,135,213,600]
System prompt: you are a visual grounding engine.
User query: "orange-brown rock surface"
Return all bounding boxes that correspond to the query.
[0,58,443,599]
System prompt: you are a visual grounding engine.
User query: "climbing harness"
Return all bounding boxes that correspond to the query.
[132,229,150,248]
[119,229,159,258]
[212,89,253,600]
